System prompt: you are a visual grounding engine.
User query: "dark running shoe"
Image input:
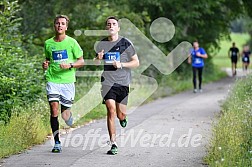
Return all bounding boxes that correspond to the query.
[107,144,118,155]
[119,116,128,128]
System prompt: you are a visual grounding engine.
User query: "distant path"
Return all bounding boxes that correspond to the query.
[222,67,251,77]
[1,73,239,167]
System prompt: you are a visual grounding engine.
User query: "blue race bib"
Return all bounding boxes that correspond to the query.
[104,52,120,63]
[52,50,68,63]
[194,58,202,64]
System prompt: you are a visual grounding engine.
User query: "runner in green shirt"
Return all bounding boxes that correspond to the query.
[42,15,84,153]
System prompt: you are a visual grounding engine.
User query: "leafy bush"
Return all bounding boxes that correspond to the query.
[0,0,45,123]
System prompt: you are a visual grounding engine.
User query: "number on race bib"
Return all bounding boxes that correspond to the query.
[104,52,120,63]
[195,58,202,64]
[52,50,68,63]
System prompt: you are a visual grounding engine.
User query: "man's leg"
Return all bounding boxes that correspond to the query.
[247,63,250,74]
[245,63,248,70]
[116,103,127,121]
[50,101,60,143]
[116,102,128,128]
[231,57,236,76]
[61,107,71,121]
[49,101,62,152]
[234,62,237,75]
[61,106,73,127]
[244,63,249,75]
[105,99,119,155]
[46,82,62,152]
[232,62,235,75]
[101,85,119,155]
[60,83,75,127]
[105,99,117,143]
[115,85,129,127]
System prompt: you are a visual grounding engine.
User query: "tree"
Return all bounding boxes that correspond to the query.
[15,0,252,81]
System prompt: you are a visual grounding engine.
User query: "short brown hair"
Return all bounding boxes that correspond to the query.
[54,15,70,25]
[105,16,119,26]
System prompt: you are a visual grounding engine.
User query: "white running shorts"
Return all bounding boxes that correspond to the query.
[46,82,75,108]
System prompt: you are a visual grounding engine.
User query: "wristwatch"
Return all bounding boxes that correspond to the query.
[69,63,74,70]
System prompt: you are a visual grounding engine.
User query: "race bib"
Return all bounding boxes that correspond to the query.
[244,57,248,61]
[232,52,237,56]
[195,58,202,64]
[104,52,120,63]
[52,50,68,63]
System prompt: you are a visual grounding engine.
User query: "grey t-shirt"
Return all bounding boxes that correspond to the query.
[96,36,136,86]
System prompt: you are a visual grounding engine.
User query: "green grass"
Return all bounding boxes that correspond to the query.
[212,33,250,68]
[205,74,252,166]
[0,100,50,158]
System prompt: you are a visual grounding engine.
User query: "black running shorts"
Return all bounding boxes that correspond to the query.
[101,84,129,105]
[231,56,237,63]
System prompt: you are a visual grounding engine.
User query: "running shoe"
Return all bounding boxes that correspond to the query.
[107,144,118,155]
[193,89,197,93]
[52,141,62,153]
[119,116,128,128]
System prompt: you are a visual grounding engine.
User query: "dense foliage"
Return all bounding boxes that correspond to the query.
[0,1,45,123]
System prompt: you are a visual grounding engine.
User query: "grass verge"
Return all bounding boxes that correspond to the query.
[205,74,252,166]
[0,100,50,158]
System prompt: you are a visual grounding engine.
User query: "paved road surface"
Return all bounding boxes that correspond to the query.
[1,74,239,167]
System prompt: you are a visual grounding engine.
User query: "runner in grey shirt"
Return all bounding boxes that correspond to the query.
[94,16,139,155]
